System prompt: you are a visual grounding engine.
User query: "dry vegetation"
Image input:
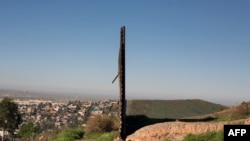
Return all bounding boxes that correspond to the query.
[85,114,119,134]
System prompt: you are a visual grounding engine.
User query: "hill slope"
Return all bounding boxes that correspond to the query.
[126,102,250,141]
[126,99,227,119]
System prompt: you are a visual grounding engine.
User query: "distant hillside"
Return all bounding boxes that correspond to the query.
[126,99,227,119]
[185,101,250,121]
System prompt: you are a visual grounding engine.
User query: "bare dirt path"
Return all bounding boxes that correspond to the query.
[126,118,250,141]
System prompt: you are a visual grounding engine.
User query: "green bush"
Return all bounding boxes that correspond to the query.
[183,131,223,141]
[84,131,118,141]
[49,128,84,141]
[18,122,37,140]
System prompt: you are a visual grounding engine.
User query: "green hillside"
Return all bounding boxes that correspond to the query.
[126,99,227,119]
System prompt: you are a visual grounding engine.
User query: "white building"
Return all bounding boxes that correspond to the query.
[0,130,9,139]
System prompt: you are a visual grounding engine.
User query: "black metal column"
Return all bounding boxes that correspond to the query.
[119,26,126,141]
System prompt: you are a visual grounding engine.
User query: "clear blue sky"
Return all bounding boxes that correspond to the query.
[0,0,249,105]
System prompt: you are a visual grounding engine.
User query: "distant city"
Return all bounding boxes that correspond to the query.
[0,89,119,132]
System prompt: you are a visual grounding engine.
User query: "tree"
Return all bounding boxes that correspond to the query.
[0,97,22,140]
[18,122,40,141]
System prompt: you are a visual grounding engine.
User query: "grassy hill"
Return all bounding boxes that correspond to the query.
[126,99,227,119]
[185,101,250,121]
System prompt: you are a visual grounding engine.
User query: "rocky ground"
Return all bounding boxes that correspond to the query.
[126,118,250,141]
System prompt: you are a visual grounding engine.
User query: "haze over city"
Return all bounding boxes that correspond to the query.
[0,0,249,106]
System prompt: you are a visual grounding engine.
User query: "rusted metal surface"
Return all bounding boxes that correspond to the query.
[119,26,126,141]
[113,26,126,140]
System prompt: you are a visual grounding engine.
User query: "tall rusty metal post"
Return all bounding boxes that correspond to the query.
[119,26,126,140]
[113,26,126,141]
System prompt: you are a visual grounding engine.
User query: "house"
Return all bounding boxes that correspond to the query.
[0,130,9,140]
[91,106,103,115]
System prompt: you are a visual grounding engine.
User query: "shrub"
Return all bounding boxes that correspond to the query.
[18,122,35,140]
[85,114,119,134]
[230,105,249,120]
[49,128,84,141]
[84,131,118,141]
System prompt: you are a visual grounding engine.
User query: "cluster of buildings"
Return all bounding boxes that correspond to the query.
[16,99,119,131]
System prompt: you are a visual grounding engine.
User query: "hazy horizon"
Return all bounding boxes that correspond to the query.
[0,1,249,107]
[0,88,245,106]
